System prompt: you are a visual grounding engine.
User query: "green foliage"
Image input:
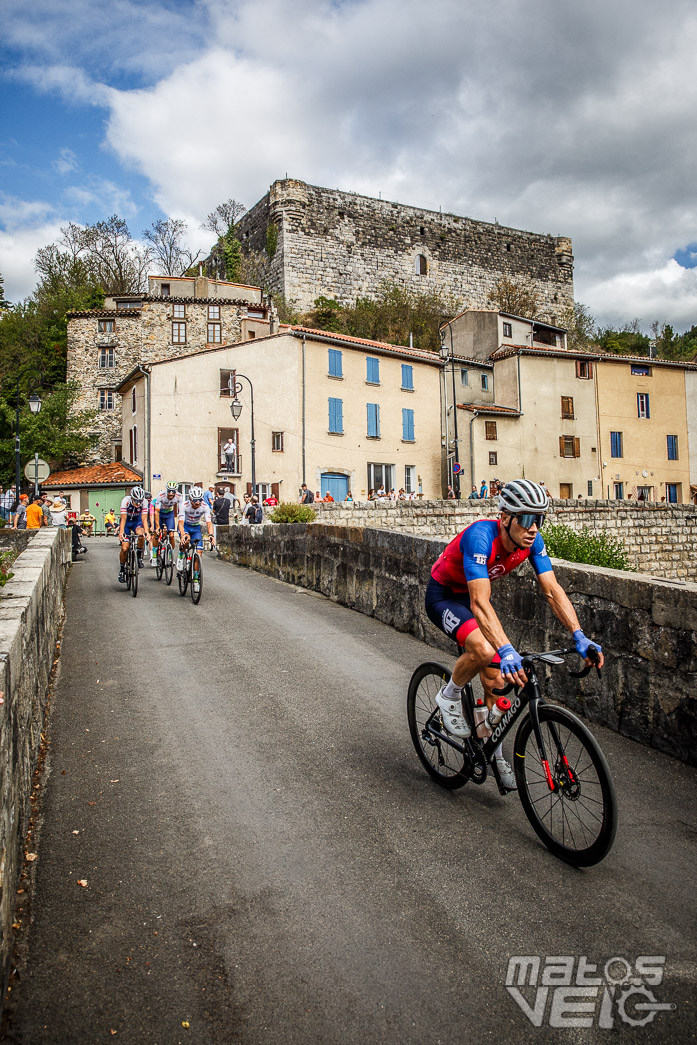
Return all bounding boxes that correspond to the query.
[0,273,9,311]
[268,502,317,524]
[302,283,460,352]
[0,549,16,587]
[487,276,540,319]
[222,233,243,283]
[0,383,96,486]
[266,222,278,259]
[651,321,697,361]
[543,522,636,571]
[596,321,650,357]
[559,301,597,352]
[273,294,302,324]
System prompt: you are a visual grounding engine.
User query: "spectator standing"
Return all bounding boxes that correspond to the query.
[315,491,323,503]
[479,480,488,499]
[300,484,314,504]
[375,484,387,500]
[345,490,354,503]
[241,494,254,524]
[323,491,334,502]
[446,485,456,500]
[50,499,68,528]
[13,494,29,529]
[223,438,236,472]
[468,486,479,500]
[249,496,264,525]
[26,496,45,529]
[213,490,231,527]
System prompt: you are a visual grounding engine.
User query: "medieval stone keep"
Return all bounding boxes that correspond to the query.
[217,178,575,321]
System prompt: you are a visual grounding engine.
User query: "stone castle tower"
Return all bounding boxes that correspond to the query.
[223,178,574,322]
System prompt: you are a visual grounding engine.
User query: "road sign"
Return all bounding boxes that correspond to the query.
[452,462,462,475]
[24,457,50,482]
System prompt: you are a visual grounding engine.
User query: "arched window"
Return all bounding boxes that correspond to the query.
[415,254,427,276]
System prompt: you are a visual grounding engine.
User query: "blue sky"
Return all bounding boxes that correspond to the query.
[2,0,697,332]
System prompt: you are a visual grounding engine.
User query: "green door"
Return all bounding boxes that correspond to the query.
[88,488,121,534]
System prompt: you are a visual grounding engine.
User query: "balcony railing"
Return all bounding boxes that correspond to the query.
[217,454,242,477]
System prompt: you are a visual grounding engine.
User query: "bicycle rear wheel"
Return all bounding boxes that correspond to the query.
[131,546,139,598]
[190,551,202,604]
[155,542,164,580]
[125,545,132,591]
[407,662,469,789]
[178,557,189,596]
[514,706,617,866]
[164,544,174,586]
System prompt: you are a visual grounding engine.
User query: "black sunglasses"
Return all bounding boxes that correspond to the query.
[515,512,546,529]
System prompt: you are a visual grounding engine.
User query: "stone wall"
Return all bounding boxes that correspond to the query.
[0,528,71,997]
[67,298,248,463]
[300,499,697,581]
[216,523,697,765]
[233,179,574,321]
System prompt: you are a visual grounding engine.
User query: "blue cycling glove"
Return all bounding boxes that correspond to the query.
[573,629,602,659]
[497,643,524,677]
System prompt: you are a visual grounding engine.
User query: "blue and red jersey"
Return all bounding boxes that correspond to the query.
[431,518,553,593]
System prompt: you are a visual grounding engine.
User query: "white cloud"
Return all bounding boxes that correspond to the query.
[52,147,79,176]
[584,260,697,331]
[0,217,63,303]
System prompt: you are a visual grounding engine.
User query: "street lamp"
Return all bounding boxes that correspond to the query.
[13,368,43,509]
[439,325,461,497]
[228,373,256,497]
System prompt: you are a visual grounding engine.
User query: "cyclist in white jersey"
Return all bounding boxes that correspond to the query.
[176,486,214,570]
[117,486,150,582]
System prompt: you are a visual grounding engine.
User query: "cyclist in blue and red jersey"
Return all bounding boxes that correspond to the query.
[425,479,604,790]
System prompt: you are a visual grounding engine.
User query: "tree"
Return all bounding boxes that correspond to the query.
[143,218,201,276]
[559,301,597,352]
[36,217,148,296]
[596,320,650,356]
[0,273,9,311]
[487,276,539,318]
[0,382,97,484]
[201,199,247,239]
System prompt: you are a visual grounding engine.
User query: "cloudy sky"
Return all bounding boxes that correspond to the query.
[1,0,696,331]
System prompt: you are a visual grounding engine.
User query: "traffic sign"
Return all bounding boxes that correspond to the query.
[452,462,462,474]
[24,457,50,482]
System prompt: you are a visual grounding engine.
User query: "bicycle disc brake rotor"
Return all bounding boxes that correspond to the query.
[553,759,582,800]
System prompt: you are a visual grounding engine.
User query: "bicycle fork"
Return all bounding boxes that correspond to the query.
[526,686,577,794]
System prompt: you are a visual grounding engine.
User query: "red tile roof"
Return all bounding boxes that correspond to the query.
[43,463,142,488]
[458,403,521,416]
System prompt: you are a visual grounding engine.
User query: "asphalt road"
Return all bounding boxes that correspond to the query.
[2,540,696,1044]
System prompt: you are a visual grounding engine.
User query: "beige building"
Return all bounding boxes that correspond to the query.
[687,370,697,504]
[596,357,691,502]
[116,328,443,502]
[66,274,272,463]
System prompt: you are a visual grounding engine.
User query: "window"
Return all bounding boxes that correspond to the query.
[368,463,393,491]
[637,485,653,501]
[559,436,581,458]
[610,431,623,458]
[328,397,343,434]
[502,321,512,338]
[132,425,138,461]
[98,348,114,368]
[366,357,380,384]
[402,408,415,441]
[460,369,469,386]
[173,303,186,319]
[575,360,593,379]
[207,323,221,343]
[328,348,343,378]
[160,283,170,297]
[98,319,115,334]
[367,402,380,438]
[631,364,651,376]
[666,483,680,503]
[247,331,256,339]
[272,431,284,452]
[99,389,114,411]
[587,480,594,496]
[116,300,140,310]
[561,396,574,419]
[172,322,187,344]
[637,393,650,419]
[667,435,678,460]
[401,364,414,390]
[404,465,416,494]
[481,374,489,391]
[218,428,239,473]
[208,305,220,320]
[614,482,624,500]
[220,369,236,396]
[129,428,133,463]
[485,421,497,440]
[415,254,427,275]
[131,387,136,414]
[489,452,498,466]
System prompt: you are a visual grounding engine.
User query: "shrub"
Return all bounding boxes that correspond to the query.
[543,522,636,572]
[0,549,16,586]
[268,502,317,524]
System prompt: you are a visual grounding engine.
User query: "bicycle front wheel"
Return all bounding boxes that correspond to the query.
[125,547,132,591]
[178,559,189,596]
[514,706,617,866]
[155,543,164,580]
[164,544,174,586]
[131,548,139,598]
[407,662,469,789]
[190,551,202,604]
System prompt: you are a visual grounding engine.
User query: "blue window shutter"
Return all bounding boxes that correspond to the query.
[402,408,414,440]
[328,349,342,377]
[401,364,413,390]
[329,397,343,433]
[367,402,380,437]
[367,357,379,383]
[646,394,650,419]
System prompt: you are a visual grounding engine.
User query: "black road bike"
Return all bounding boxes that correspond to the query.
[124,534,140,598]
[407,648,617,866]
[177,542,203,605]
[155,530,175,586]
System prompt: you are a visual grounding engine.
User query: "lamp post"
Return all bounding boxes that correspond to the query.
[439,324,461,497]
[228,373,256,497]
[13,368,43,509]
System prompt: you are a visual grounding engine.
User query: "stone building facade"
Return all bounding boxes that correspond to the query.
[66,275,269,464]
[211,178,574,322]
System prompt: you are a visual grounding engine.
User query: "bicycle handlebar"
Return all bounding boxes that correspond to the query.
[492,646,601,695]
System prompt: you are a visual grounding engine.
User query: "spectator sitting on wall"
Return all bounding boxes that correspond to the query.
[315,491,323,502]
[367,489,375,501]
[79,509,96,535]
[263,493,278,506]
[104,509,117,535]
[375,485,387,500]
[344,490,353,503]
[468,485,479,500]
[323,491,335,502]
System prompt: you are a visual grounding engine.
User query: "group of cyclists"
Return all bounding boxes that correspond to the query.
[117,483,214,584]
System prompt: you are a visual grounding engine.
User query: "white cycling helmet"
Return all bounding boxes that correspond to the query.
[498,479,549,514]
[131,485,145,502]
[189,485,204,500]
